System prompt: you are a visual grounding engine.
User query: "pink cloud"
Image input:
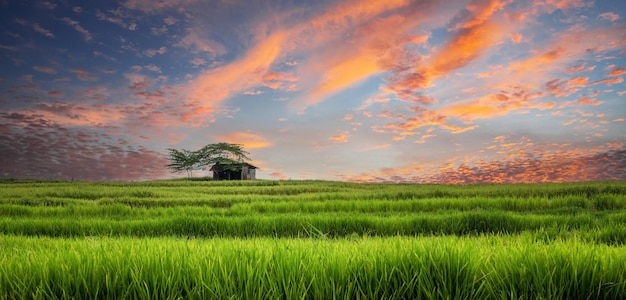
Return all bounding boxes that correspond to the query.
[70,69,97,81]
[48,90,63,97]
[598,12,619,22]
[509,32,523,43]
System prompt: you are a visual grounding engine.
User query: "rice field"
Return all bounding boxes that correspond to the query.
[1,179,625,299]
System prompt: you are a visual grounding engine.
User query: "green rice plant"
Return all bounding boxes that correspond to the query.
[1,235,625,299]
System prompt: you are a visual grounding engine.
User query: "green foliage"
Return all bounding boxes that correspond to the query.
[1,235,625,300]
[165,148,201,178]
[165,143,251,178]
[2,180,626,298]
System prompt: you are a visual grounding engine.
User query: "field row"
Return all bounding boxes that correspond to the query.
[2,180,625,203]
[2,234,624,300]
[1,211,625,243]
[2,194,625,211]
[2,180,625,242]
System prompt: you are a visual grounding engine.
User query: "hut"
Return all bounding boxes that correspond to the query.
[211,162,257,180]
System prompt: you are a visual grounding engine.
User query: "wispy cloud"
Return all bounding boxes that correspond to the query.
[61,17,93,41]
[32,23,55,38]
[33,66,57,74]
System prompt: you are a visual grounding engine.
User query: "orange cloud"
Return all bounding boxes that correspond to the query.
[329,132,349,143]
[608,68,626,76]
[344,145,626,184]
[359,143,391,151]
[428,21,503,81]
[576,97,603,106]
[439,91,551,123]
[184,30,288,121]
[503,26,626,89]
[214,132,271,149]
[307,51,381,104]
[593,77,624,85]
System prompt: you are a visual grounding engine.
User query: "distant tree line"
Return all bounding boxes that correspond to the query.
[166,143,250,178]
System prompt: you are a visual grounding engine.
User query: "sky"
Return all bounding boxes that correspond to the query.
[0,0,625,183]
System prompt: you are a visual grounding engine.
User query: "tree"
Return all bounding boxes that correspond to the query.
[166,143,251,179]
[165,148,201,179]
[197,142,250,167]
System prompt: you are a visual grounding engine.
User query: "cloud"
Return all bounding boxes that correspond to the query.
[329,132,349,143]
[532,0,588,15]
[163,16,177,25]
[134,90,165,100]
[70,69,97,81]
[121,0,201,13]
[125,73,151,90]
[175,29,226,57]
[509,32,523,43]
[359,143,391,151]
[213,132,271,149]
[608,68,626,77]
[61,17,93,41]
[448,0,507,31]
[0,124,168,181]
[262,72,298,90]
[183,30,288,123]
[343,146,626,184]
[144,64,161,73]
[190,58,206,67]
[143,46,167,57]
[48,90,63,97]
[33,66,57,74]
[32,23,55,38]
[93,51,117,61]
[293,0,438,108]
[37,1,57,9]
[563,63,595,74]
[385,0,507,104]
[599,12,619,22]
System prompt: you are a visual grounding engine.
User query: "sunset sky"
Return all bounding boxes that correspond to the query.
[1,0,625,183]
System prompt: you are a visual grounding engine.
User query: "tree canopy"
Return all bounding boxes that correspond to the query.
[166,143,251,178]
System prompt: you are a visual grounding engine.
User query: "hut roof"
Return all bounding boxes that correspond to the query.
[209,162,257,171]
